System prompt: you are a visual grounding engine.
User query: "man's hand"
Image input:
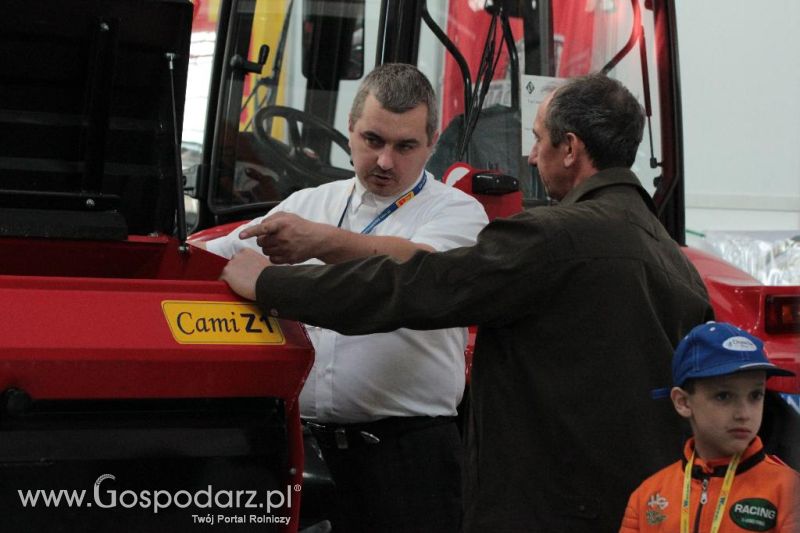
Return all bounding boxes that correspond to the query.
[239,211,434,264]
[239,212,331,264]
[220,248,273,300]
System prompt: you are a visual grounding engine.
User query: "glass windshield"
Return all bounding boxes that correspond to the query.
[420,0,661,201]
[183,0,662,215]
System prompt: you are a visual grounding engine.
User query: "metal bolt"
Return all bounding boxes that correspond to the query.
[86,198,96,208]
[99,22,109,31]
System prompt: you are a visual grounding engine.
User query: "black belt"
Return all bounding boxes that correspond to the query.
[304,416,456,450]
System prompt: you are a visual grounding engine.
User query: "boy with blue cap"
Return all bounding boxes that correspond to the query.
[620,321,799,533]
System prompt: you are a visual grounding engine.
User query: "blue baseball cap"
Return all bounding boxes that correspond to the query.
[651,321,795,399]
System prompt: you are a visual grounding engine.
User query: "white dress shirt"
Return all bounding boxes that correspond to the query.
[207,171,488,423]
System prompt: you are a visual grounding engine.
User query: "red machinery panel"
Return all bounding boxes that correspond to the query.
[0,237,312,402]
[683,247,799,395]
[0,236,314,532]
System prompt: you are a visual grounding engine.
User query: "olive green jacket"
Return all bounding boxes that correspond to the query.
[256,167,714,533]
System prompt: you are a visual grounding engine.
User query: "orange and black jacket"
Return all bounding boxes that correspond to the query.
[620,437,800,533]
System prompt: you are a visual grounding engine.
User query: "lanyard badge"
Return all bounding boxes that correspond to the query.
[680,450,742,533]
[337,173,427,234]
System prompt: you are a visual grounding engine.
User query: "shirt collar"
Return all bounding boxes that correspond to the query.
[351,170,427,211]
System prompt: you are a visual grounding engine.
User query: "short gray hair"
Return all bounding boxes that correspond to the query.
[545,73,644,169]
[350,63,438,144]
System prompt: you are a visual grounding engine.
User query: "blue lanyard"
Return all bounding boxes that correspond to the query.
[336,173,427,234]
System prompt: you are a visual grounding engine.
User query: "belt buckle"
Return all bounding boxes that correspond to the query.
[334,427,348,449]
[359,430,380,444]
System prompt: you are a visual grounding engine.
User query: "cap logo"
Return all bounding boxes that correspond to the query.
[722,337,757,352]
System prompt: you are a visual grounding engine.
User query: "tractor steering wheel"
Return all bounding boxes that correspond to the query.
[253,105,351,190]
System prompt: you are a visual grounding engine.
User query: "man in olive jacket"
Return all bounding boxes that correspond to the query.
[222,74,714,532]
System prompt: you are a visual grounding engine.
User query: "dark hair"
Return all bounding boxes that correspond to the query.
[350,63,438,144]
[680,379,696,394]
[545,73,644,169]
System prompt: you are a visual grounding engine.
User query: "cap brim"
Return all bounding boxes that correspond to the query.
[766,367,797,378]
[691,362,796,380]
[652,363,795,401]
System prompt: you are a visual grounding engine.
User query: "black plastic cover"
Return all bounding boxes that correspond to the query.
[0,0,193,238]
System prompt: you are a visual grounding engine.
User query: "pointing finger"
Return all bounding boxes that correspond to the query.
[239,220,276,240]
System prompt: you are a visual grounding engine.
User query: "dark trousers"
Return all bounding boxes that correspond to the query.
[309,416,462,533]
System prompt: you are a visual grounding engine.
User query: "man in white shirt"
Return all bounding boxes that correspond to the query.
[197,63,487,532]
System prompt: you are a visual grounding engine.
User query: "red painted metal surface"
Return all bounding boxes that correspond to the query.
[683,247,800,394]
[191,222,246,243]
[0,234,314,531]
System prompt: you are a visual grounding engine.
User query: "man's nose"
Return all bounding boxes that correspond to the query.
[528,144,538,166]
[377,147,394,170]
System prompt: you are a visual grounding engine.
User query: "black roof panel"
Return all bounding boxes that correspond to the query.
[0,0,193,238]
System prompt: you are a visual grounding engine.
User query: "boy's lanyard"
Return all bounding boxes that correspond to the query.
[336,173,427,234]
[680,450,742,533]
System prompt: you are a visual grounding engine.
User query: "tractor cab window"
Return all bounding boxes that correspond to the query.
[419,0,663,205]
[184,0,366,224]
[184,0,665,224]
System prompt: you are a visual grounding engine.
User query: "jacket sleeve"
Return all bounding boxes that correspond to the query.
[778,472,800,533]
[618,489,641,533]
[255,210,556,334]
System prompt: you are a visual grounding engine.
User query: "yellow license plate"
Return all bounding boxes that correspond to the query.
[162,301,285,345]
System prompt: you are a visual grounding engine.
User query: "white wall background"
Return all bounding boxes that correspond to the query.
[675,1,800,233]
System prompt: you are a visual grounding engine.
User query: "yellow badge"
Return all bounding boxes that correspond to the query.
[162,301,285,345]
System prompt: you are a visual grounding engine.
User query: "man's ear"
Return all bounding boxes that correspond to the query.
[428,130,440,149]
[347,115,355,154]
[670,387,692,419]
[562,132,583,167]
[430,131,439,148]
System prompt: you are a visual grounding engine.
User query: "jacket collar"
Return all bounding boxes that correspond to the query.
[682,437,766,478]
[558,167,656,214]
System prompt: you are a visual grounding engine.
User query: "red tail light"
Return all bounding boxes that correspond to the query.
[765,295,800,334]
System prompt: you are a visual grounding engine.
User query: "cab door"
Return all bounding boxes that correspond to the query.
[184,0,370,231]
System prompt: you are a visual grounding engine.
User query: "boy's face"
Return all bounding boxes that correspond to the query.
[671,370,767,460]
